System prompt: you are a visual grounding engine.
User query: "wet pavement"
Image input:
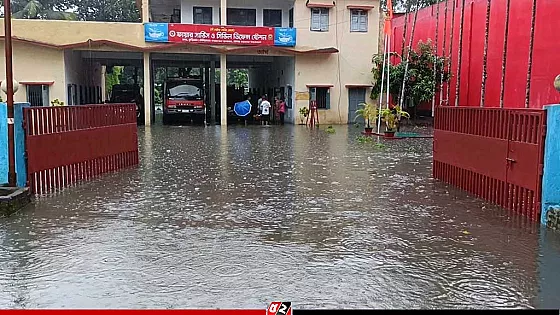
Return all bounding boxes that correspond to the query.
[1,125,560,309]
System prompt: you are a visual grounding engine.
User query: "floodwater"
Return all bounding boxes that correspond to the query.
[1,125,560,309]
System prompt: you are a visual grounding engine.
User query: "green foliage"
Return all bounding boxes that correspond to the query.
[72,0,140,22]
[11,0,77,20]
[50,98,64,106]
[326,126,336,134]
[380,0,445,13]
[5,0,139,22]
[105,66,123,98]
[228,69,249,88]
[356,135,374,144]
[354,103,378,128]
[379,106,410,131]
[371,40,451,109]
[215,69,249,88]
[356,136,387,149]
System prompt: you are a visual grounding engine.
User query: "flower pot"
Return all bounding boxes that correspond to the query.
[364,127,374,134]
[384,131,396,138]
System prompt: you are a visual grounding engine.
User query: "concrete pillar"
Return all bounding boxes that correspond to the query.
[210,60,216,125]
[141,0,150,23]
[101,65,107,102]
[541,104,560,226]
[220,54,227,126]
[143,52,152,126]
[221,0,227,25]
[220,0,227,127]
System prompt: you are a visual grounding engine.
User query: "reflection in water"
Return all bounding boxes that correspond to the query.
[0,125,559,309]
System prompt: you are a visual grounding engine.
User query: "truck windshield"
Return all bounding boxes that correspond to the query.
[167,82,203,100]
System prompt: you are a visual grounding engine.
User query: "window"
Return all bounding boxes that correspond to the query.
[67,84,73,105]
[166,82,203,101]
[193,6,212,24]
[311,8,329,32]
[26,85,49,107]
[289,8,294,28]
[309,87,330,109]
[263,9,282,27]
[227,8,256,26]
[350,9,368,32]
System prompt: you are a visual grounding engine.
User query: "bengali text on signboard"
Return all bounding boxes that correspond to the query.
[144,23,296,47]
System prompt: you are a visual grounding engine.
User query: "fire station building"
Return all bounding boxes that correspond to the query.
[0,0,381,125]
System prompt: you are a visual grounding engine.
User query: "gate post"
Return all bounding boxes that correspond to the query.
[0,102,28,187]
[0,103,7,184]
[14,103,28,187]
[541,104,560,228]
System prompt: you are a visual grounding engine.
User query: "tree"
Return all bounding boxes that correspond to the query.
[215,69,249,88]
[371,41,451,113]
[9,0,76,20]
[70,0,140,22]
[380,0,445,12]
[105,66,123,98]
[228,69,249,89]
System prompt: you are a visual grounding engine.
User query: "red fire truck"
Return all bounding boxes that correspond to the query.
[162,75,206,125]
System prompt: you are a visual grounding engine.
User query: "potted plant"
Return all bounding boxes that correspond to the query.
[379,106,410,137]
[299,106,310,125]
[51,98,64,106]
[354,102,378,134]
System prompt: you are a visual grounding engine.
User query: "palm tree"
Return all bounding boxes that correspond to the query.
[10,0,76,20]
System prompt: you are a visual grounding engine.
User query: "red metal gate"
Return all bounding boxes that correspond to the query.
[433,106,546,221]
[24,104,139,194]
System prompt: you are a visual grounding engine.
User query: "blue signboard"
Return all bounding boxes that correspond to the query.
[274,28,297,47]
[144,23,169,42]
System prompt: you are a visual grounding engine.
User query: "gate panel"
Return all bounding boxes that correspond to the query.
[24,104,139,195]
[434,106,546,221]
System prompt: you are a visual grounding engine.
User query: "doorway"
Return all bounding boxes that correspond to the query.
[348,88,366,124]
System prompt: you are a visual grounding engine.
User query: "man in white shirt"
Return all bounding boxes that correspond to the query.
[260,96,271,125]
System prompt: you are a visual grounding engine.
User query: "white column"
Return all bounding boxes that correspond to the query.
[143,52,152,126]
[210,60,216,125]
[220,54,227,126]
[141,0,150,23]
[221,0,227,25]
[101,65,107,102]
[220,0,227,127]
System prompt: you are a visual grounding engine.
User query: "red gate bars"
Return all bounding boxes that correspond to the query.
[433,106,546,221]
[24,104,139,195]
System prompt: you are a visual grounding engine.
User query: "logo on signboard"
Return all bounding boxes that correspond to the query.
[144,23,169,42]
[267,302,292,315]
[274,28,296,47]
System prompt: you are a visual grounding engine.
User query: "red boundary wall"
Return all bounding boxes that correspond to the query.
[391,0,560,110]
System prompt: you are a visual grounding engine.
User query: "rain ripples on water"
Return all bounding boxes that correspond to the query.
[0,125,559,309]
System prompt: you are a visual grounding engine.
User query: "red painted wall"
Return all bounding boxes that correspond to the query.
[391,0,560,109]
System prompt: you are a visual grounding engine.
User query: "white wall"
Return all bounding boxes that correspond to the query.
[63,50,103,105]
[0,42,65,104]
[181,0,294,27]
[272,56,295,123]
[247,56,295,123]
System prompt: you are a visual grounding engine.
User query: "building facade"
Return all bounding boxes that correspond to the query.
[0,0,381,125]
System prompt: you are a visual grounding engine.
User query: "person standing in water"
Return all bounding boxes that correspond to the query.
[260,96,271,125]
[278,98,286,125]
